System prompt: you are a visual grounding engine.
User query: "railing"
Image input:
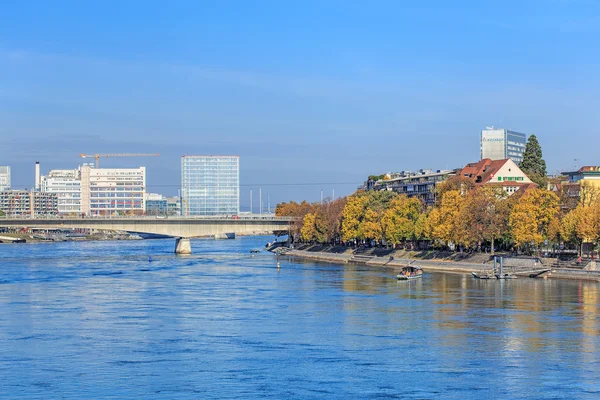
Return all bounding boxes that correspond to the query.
[0,215,296,221]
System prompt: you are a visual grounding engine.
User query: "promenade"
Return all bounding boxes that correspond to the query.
[271,244,600,282]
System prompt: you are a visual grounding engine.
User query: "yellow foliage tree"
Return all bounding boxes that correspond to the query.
[361,209,384,242]
[509,188,560,248]
[300,213,317,242]
[428,190,463,245]
[381,195,423,245]
[341,195,369,241]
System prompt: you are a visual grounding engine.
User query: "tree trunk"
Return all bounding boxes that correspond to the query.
[491,237,495,256]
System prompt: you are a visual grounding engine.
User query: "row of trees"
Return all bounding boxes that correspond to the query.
[277,183,600,256]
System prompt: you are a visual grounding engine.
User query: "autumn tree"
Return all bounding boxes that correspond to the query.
[341,191,397,242]
[561,204,600,256]
[509,188,560,249]
[276,200,315,239]
[300,213,317,242]
[458,186,510,254]
[426,190,464,246]
[381,195,424,245]
[519,134,547,187]
[435,176,474,205]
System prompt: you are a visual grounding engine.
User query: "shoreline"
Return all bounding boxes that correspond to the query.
[272,246,600,282]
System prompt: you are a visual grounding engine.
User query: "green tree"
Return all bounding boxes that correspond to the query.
[519,134,547,186]
[0,210,5,217]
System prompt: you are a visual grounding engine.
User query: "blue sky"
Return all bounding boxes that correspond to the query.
[1,0,599,209]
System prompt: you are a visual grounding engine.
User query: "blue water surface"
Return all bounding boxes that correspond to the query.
[1,237,599,399]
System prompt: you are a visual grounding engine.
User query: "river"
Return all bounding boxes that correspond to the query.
[1,237,599,399]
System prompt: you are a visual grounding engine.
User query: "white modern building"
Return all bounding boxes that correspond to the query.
[41,169,82,214]
[480,128,527,164]
[80,165,146,216]
[181,155,239,216]
[0,166,10,190]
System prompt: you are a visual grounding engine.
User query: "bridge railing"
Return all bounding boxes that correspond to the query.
[0,215,296,222]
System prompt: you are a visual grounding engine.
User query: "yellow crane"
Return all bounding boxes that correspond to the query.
[79,153,160,168]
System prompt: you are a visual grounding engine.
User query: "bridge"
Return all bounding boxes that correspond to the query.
[0,216,292,254]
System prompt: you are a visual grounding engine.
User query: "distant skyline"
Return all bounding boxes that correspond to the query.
[1,0,599,207]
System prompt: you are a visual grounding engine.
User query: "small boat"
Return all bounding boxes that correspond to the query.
[471,271,493,279]
[397,266,423,280]
[250,249,260,254]
[495,273,517,280]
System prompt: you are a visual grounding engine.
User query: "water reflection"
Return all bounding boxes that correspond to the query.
[1,239,599,399]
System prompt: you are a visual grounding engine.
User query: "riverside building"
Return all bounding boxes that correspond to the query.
[460,158,534,195]
[0,166,10,190]
[0,190,58,216]
[80,165,146,216]
[480,128,527,164]
[40,169,82,214]
[181,155,239,216]
[367,169,457,206]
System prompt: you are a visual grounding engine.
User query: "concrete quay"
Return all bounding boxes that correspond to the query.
[271,246,600,282]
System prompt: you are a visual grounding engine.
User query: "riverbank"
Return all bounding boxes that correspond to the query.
[269,244,600,282]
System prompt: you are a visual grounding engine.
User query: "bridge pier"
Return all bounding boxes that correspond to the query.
[175,238,192,254]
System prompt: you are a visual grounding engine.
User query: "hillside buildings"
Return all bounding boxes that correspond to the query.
[367,169,457,206]
[480,128,527,164]
[0,166,10,190]
[459,158,534,194]
[181,155,239,216]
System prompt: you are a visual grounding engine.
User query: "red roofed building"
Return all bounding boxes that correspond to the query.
[459,158,535,195]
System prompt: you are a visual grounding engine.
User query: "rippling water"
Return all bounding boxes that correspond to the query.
[1,237,599,399]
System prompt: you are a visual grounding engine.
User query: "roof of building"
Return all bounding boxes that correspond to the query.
[459,158,534,190]
[459,158,508,183]
[562,166,600,175]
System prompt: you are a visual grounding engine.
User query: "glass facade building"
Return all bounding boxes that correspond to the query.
[480,128,527,164]
[181,156,239,216]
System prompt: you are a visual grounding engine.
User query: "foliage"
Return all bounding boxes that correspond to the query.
[509,188,560,247]
[458,186,510,253]
[0,210,4,217]
[300,213,317,242]
[519,134,547,186]
[426,190,463,245]
[367,174,386,182]
[381,195,424,245]
[341,190,397,242]
[561,204,600,254]
[435,176,474,204]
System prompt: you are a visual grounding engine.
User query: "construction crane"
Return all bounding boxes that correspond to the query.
[79,153,160,168]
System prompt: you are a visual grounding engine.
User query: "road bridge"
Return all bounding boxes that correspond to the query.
[0,216,292,254]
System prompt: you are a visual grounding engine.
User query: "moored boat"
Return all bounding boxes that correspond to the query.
[397,266,423,280]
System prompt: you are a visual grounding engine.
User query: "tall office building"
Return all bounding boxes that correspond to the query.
[41,169,82,214]
[0,166,10,190]
[480,128,527,164]
[80,165,146,216]
[181,155,239,216]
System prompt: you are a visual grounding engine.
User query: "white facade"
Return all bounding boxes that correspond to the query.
[0,166,10,190]
[41,169,82,214]
[81,165,146,216]
[487,159,533,194]
[481,128,527,164]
